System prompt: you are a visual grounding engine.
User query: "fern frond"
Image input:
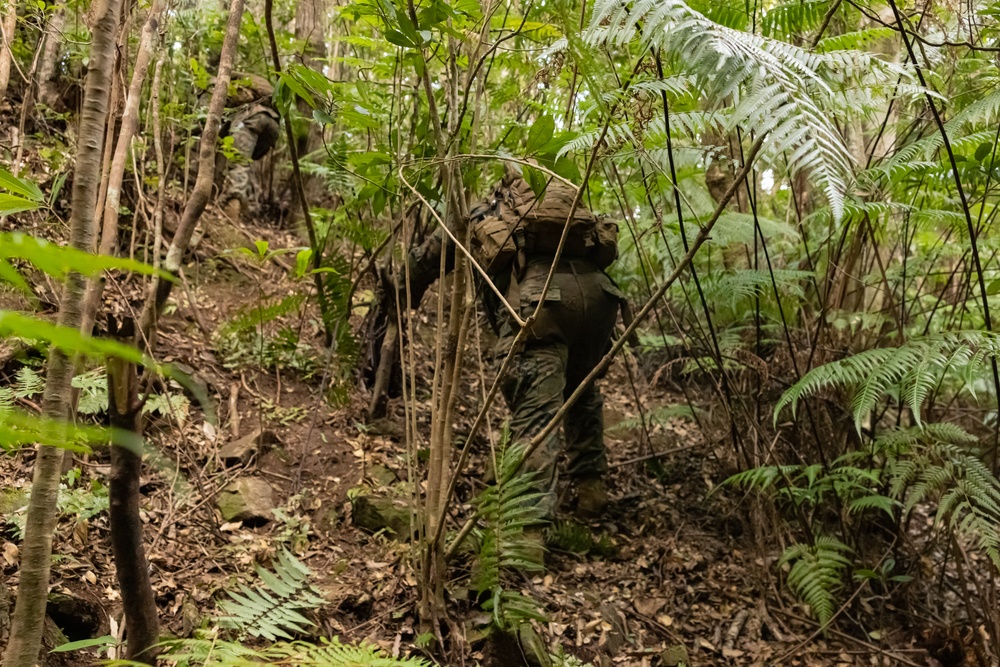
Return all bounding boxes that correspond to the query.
[584,0,912,221]
[608,404,699,433]
[761,0,831,39]
[217,549,326,641]
[471,429,548,630]
[779,536,852,626]
[221,294,308,338]
[157,636,431,666]
[776,332,1000,427]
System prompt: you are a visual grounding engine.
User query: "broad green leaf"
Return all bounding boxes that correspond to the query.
[313,109,336,125]
[975,142,994,162]
[0,408,106,452]
[525,116,555,155]
[523,165,548,197]
[51,635,116,653]
[0,258,33,295]
[295,248,313,280]
[0,311,145,364]
[279,71,316,108]
[0,233,174,282]
[0,169,43,201]
[385,29,416,48]
[0,193,41,215]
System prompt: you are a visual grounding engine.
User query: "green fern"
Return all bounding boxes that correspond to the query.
[760,0,831,38]
[72,368,108,416]
[775,331,1000,427]
[779,536,852,626]
[152,636,431,666]
[220,294,308,339]
[608,404,699,433]
[816,27,896,52]
[887,430,1000,567]
[217,549,326,641]
[471,428,549,630]
[583,0,911,221]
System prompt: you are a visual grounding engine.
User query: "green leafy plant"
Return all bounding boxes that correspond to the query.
[471,429,549,631]
[778,536,853,626]
[217,548,326,641]
[150,636,431,666]
[776,331,1000,426]
[140,550,427,667]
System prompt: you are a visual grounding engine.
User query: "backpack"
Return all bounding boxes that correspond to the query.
[470,177,619,275]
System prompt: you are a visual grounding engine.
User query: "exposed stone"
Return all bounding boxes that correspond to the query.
[350,486,413,538]
[314,505,340,535]
[180,597,201,638]
[660,644,690,667]
[517,624,552,667]
[366,463,396,487]
[597,603,629,657]
[483,625,551,667]
[217,477,275,524]
[0,487,27,516]
[218,429,277,467]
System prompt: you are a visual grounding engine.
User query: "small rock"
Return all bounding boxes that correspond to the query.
[180,597,201,637]
[314,505,340,535]
[0,487,27,517]
[350,487,414,538]
[217,477,275,524]
[366,464,397,487]
[218,430,277,467]
[517,624,553,667]
[661,643,690,666]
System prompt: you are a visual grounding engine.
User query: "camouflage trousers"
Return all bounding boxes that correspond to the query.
[221,108,280,208]
[498,258,622,515]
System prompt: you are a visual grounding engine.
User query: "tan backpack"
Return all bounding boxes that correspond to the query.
[470,176,619,274]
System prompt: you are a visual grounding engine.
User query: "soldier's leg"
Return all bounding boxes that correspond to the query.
[500,343,568,515]
[221,125,258,218]
[564,380,607,481]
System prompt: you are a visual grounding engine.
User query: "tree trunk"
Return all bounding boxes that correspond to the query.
[294,0,326,183]
[138,0,245,348]
[81,0,165,338]
[106,317,159,664]
[35,6,64,110]
[0,0,16,102]
[1,0,122,663]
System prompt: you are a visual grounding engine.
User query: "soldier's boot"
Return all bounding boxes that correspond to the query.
[223,198,242,221]
[575,477,608,519]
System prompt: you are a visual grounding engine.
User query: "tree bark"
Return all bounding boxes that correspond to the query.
[81,0,165,338]
[294,0,326,187]
[35,6,64,110]
[106,317,159,664]
[138,0,244,348]
[1,0,122,663]
[0,0,16,102]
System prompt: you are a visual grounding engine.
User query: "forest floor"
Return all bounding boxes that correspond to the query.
[0,209,950,667]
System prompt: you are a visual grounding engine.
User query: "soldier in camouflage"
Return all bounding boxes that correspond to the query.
[401,170,623,518]
[213,73,281,220]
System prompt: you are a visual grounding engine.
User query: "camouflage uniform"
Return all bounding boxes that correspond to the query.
[404,186,623,516]
[494,254,622,513]
[215,73,281,217]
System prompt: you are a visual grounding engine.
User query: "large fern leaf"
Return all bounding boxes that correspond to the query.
[156,636,431,666]
[583,0,912,221]
[471,428,548,630]
[775,331,1000,427]
[779,536,852,626]
[217,549,326,641]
